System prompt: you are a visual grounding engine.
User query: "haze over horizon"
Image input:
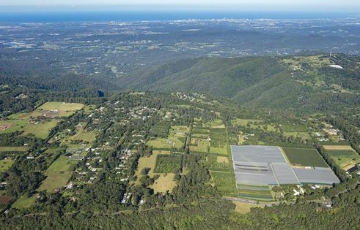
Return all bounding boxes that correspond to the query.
[1,0,360,12]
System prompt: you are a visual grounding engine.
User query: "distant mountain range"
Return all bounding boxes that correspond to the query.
[118,54,360,112]
[2,53,360,112]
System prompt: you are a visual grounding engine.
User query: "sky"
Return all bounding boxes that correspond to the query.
[0,0,360,12]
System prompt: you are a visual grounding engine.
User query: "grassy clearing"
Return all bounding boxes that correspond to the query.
[0,159,14,173]
[282,55,332,71]
[136,151,177,193]
[327,150,360,170]
[8,112,33,120]
[190,138,210,153]
[233,201,263,214]
[38,102,84,117]
[22,120,59,139]
[205,119,225,129]
[135,151,171,178]
[70,131,97,143]
[209,129,229,156]
[217,156,229,163]
[0,120,28,134]
[232,119,262,126]
[282,147,328,167]
[280,124,307,132]
[172,126,189,136]
[150,173,176,193]
[83,105,96,114]
[283,131,311,140]
[147,126,186,150]
[0,146,28,152]
[202,153,232,172]
[12,195,36,209]
[38,156,76,193]
[210,171,237,197]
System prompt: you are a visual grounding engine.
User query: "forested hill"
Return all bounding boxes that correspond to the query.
[0,74,117,92]
[120,54,360,112]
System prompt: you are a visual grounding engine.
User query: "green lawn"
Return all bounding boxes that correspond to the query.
[0,159,14,173]
[12,195,36,209]
[282,147,328,167]
[37,156,76,193]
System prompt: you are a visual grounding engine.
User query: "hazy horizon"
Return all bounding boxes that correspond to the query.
[1,0,360,12]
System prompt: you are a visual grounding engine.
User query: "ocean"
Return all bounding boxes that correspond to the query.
[0,10,358,23]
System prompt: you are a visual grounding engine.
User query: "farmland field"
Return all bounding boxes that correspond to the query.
[205,119,225,129]
[147,126,186,150]
[172,126,189,136]
[323,145,354,151]
[209,128,229,156]
[0,120,27,134]
[22,120,59,139]
[201,153,232,171]
[8,112,33,120]
[0,196,12,206]
[327,150,360,170]
[38,102,84,117]
[38,156,76,193]
[189,138,210,153]
[232,119,262,126]
[192,127,210,134]
[210,171,237,197]
[70,131,97,143]
[238,184,273,201]
[282,147,328,167]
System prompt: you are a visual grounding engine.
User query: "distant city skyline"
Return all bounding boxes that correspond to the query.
[1,0,360,11]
